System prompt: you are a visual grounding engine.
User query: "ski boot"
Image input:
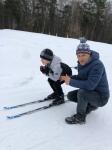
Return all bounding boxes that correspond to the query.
[52,95,65,105]
[44,92,57,101]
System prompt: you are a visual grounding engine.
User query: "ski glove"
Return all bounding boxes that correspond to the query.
[40,66,50,75]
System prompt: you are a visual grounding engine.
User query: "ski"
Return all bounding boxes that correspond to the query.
[4,95,67,110]
[7,102,67,119]
[3,98,55,110]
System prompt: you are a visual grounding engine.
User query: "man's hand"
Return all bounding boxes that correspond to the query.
[61,74,71,85]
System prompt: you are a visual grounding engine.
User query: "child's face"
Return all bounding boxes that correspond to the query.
[41,58,50,65]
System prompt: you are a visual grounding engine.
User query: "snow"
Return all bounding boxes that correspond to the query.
[0,29,112,150]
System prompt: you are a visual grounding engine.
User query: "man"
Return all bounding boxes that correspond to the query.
[40,48,72,105]
[61,38,110,124]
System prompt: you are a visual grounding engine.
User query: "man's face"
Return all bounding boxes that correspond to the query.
[77,53,91,65]
[41,58,50,65]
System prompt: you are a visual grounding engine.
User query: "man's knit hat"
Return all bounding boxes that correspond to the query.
[76,37,91,54]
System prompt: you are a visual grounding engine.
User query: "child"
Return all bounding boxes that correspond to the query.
[40,48,72,105]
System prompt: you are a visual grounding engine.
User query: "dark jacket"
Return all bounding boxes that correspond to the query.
[69,50,110,100]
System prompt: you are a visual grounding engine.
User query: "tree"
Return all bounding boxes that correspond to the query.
[0,0,111,43]
[80,0,107,40]
[48,0,57,35]
[0,0,4,28]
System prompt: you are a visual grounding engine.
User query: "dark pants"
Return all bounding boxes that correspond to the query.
[67,89,108,114]
[48,78,64,96]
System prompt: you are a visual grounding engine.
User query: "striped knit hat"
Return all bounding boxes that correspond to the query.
[76,37,91,55]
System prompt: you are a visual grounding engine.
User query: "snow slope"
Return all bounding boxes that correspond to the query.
[0,29,112,150]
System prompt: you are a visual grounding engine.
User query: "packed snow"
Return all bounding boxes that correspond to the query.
[0,29,112,150]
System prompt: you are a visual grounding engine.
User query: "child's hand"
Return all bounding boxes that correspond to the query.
[40,66,49,75]
[40,66,46,74]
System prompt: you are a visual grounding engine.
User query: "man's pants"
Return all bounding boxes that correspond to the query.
[67,89,108,114]
[48,78,64,96]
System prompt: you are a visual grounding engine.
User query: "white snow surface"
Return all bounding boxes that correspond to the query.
[0,29,112,150]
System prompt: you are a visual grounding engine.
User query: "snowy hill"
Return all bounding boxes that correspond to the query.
[0,29,112,150]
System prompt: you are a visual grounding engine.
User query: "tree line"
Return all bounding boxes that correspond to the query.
[0,0,112,43]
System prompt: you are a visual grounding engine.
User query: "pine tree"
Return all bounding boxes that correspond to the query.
[0,0,4,28]
[80,0,107,40]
